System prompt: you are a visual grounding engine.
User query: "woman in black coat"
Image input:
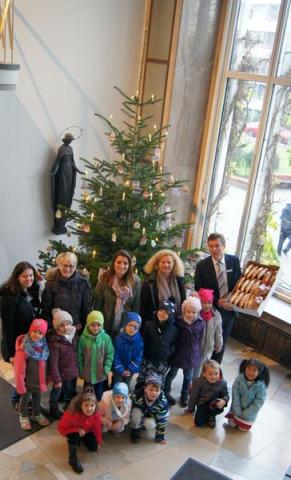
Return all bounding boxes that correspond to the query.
[0,261,41,409]
[140,249,186,326]
[41,251,92,332]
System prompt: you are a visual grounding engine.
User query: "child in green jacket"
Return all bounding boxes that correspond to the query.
[78,311,114,400]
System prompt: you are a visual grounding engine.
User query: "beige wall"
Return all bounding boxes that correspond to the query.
[0,0,145,282]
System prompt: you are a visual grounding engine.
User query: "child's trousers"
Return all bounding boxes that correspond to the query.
[195,401,224,426]
[20,392,41,417]
[49,378,77,409]
[67,432,98,451]
[131,407,156,430]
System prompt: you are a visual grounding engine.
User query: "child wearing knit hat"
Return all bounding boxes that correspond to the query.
[14,319,50,430]
[78,311,114,400]
[99,382,132,437]
[113,312,143,389]
[164,296,205,407]
[48,309,78,418]
[198,289,223,369]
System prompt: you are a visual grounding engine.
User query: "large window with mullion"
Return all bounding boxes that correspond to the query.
[201,0,291,301]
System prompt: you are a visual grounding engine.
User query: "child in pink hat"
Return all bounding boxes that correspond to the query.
[14,318,50,430]
[198,289,223,369]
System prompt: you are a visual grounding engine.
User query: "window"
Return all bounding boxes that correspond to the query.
[194,0,291,302]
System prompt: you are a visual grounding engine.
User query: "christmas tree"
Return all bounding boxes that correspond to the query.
[39,87,194,284]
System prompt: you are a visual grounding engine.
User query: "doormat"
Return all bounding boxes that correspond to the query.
[170,457,232,480]
[0,376,51,450]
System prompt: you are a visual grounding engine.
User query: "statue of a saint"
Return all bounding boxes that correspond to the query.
[51,133,83,235]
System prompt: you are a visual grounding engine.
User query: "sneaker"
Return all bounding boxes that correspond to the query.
[20,416,32,430]
[31,413,49,426]
[208,415,216,428]
[180,394,188,408]
[10,401,21,415]
[166,394,176,406]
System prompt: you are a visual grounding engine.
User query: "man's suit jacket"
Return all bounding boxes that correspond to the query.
[194,254,241,308]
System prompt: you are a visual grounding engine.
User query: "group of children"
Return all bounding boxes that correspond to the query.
[11,287,270,474]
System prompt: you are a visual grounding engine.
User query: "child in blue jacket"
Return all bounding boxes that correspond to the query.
[113,312,143,388]
[226,358,269,431]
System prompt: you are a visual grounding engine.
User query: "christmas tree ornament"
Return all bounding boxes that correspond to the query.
[151,94,155,103]
[55,209,62,219]
[132,255,137,265]
[90,213,95,221]
[99,186,103,197]
[139,235,147,246]
[151,239,156,247]
[168,175,175,185]
[148,134,152,142]
[82,224,91,233]
[67,227,72,237]
[149,192,153,200]
[122,192,126,201]
[143,209,147,217]
[133,221,141,229]
[92,250,96,258]
[152,147,161,160]
[118,166,124,175]
[112,232,117,242]
[131,180,141,194]
[109,132,116,142]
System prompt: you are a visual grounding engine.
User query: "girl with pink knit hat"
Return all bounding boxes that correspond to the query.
[198,289,223,367]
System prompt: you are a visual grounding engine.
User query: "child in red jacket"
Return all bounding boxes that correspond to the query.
[58,388,102,474]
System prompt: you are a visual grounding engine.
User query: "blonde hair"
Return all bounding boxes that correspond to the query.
[143,249,184,276]
[202,359,220,373]
[56,252,78,268]
[182,296,202,313]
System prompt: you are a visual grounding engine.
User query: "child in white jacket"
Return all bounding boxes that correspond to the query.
[99,382,132,436]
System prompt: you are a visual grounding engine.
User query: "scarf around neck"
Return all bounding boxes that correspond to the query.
[156,271,181,313]
[111,276,133,329]
[23,334,49,361]
[201,309,214,321]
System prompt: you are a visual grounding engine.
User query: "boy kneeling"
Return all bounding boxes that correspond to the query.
[130,374,169,445]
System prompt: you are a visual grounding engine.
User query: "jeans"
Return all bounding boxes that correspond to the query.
[84,381,104,401]
[49,378,77,409]
[20,392,41,417]
[164,366,193,397]
[194,401,224,426]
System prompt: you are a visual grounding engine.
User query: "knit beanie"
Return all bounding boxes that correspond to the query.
[125,312,142,327]
[112,382,128,399]
[29,318,48,336]
[145,373,162,387]
[182,296,202,313]
[86,310,104,327]
[158,299,176,316]
[198,288,214,303]
[52,308,73,330]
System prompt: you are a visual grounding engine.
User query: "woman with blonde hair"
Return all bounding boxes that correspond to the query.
[42,252,92,331]
[140,249,186,324]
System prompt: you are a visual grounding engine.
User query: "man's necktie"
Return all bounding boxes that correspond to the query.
[216,261,228,299]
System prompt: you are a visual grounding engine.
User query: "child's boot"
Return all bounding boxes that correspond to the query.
[180,392,188,408]
[68,443,84,474]
[49,406,63,419]
[131,428,141,444]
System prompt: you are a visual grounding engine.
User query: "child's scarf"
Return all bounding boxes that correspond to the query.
[201,309,213,321]
[22,334,49,361]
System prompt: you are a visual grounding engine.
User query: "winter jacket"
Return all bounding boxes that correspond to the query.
[114,331,143,375]
[58,409,102,445]
[201,309,223,360]
[94,275,141,335]
[14,335,47,394]
[143,316,178,364]
[171,316,205,370]
[229,373,267,422]
[131,386,169,441]
[280,203,291,233]
[188,376,229,412]
[0,286,40,361]
[140,272,186,324]
[78,327,114,384]
[99,390,132,427]
[41,270,92,329]
[48,331,78,384]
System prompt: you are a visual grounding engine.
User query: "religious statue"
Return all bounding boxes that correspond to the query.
[51,133,83,235]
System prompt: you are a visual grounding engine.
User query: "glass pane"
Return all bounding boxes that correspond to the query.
[142,62,168,130]
[277,3,291,77]
[203,79,266,252]
[230,0,281,75]
[148,0,175,60]
[242,85,291,292]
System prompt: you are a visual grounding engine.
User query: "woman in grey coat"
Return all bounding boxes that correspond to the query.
[94,250,141,337]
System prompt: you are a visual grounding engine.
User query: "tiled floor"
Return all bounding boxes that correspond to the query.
[1,337,290,480]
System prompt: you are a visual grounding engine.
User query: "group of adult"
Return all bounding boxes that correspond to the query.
[0,232,241,404]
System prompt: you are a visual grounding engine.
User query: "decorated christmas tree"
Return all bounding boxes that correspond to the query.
[39,87,194,284]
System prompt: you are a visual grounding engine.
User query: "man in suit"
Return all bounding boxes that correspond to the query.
[195,233,241,363]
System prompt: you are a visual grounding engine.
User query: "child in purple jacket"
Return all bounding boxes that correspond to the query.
[48,309,78,418]
[164,296,204,407]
